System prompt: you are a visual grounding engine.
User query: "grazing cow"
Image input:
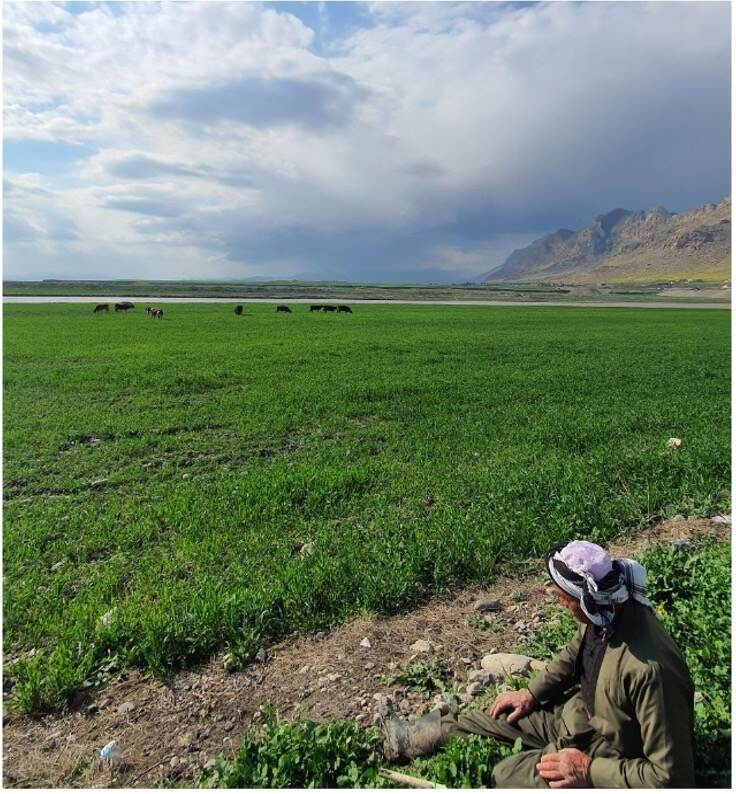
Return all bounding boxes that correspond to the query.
[145,307,152,316]
[150,307,163,319]
[276,305,291,313]
[234,305,244,315]
[309,305,322,312]
[115,302,135,312]
[338,305,352,313]
[93,303,109,314]
[322,304,337,312]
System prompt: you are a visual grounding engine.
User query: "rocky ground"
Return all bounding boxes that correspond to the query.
[2,516,728,788]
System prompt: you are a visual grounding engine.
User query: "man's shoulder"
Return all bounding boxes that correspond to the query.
[612,604,692,684]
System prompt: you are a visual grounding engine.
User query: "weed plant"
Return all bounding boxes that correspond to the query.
[393,658,450,693]
[3,304,730,711]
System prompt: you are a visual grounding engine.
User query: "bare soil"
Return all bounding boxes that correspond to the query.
[2,518,727,788]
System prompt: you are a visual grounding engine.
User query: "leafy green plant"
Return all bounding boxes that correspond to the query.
[466,614,504,632]
[201,717,383,788]
[522,608,577,660]
[641,539,731,787]
[410,735,523,787]
[394,658,450,694]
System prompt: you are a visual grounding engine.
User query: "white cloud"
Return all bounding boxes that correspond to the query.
[3,1,730,281]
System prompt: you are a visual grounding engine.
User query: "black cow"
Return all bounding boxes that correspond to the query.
[93,303,109,313]
[338,305,352,313]
[309,305,322,312]
[114,302,135,312]
[276,305,291,313]
[234,305,244,315]
[322,305,337,312]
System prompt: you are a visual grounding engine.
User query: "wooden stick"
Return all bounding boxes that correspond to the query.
[379,768,447,789]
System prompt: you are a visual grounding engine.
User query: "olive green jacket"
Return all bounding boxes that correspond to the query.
[527,600,695,788]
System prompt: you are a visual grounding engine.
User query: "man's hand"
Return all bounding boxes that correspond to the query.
[536,748,592,788]
[487,688,536,724]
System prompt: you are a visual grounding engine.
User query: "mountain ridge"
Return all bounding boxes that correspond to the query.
[486,197,731,284]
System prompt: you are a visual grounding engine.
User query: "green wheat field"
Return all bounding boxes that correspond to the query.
[3,303,730,713]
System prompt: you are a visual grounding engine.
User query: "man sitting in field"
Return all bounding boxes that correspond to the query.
[383,540,695,788]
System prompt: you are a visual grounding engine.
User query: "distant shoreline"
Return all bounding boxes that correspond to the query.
[3,296,729,309]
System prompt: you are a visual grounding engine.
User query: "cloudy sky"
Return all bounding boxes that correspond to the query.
[3,1,731,284]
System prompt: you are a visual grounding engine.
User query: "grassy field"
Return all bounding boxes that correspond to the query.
[3,303,730,713]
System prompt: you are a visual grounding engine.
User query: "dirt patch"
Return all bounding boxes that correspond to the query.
[2,518,727,788]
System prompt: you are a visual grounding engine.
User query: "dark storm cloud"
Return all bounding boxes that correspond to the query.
[149,72,370,130]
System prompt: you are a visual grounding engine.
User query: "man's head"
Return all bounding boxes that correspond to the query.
[545,539,654,627]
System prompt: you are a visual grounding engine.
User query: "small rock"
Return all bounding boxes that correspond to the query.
[468,668,493,685]
[461,657,472,665]
[666,437,682,450]
[298,664,310,675]
[221,720,234,732]
[99,608,116,627]
[327,673,342,683]
[299,542,315,556]
[711,515,731,525]
[170,756,181,769]
[410,640,433,654]
[373,694,394,718]
[364,662,375,670]
[473,598,502,613]
[118,701,136,715]
[50,560,66,572]
[480,653,534,681]
[360,637,372,649]
[671,539,695,552]
[255,648,267,664]
[465,681,484,697]
[671,514,686,523]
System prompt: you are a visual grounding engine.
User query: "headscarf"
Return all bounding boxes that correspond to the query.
[545,539,656,627]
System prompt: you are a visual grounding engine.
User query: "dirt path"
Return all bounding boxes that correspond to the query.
[3,518,727,788]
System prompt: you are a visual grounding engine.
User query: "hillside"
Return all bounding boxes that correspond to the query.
[487,197,731,285]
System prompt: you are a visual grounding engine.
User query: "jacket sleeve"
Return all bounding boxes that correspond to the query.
[527,625,585,704]
[588,662,695,788]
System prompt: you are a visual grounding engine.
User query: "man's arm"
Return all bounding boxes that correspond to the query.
[588,663,695,788]
[527,624,585,705]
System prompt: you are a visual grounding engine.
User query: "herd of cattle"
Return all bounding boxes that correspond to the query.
[92,302,353,317]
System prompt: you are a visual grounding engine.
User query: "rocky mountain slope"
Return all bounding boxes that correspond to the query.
[487,197,731,284]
